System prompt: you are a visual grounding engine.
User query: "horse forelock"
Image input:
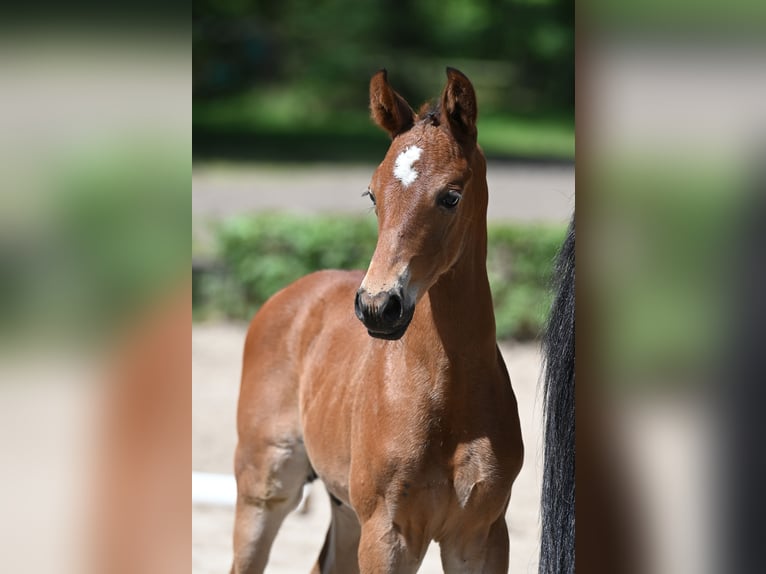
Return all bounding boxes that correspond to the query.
[416,101,441,127]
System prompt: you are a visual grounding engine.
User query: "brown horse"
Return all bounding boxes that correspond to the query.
[232,68,523,574]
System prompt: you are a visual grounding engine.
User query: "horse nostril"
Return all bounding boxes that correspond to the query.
[354,290,365,321]
[381,292,403,323]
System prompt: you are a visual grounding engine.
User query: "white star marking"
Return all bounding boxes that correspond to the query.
[393,145,423,188]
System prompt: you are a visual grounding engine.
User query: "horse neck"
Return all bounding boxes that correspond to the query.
[424,154,497,362]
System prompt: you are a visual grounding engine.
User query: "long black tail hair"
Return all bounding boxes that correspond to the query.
[539,214,575,574]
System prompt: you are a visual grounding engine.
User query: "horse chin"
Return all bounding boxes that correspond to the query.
[367,326,407,341]
[366,315,413,341]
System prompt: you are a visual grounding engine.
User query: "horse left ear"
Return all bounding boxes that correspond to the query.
[440,67,477,145]
[369,69,415,138]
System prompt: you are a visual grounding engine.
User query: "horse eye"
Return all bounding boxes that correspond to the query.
[440,190,461,209]
[363,189,376,205]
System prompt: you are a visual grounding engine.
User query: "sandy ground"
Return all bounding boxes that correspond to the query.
[192,323,544,573]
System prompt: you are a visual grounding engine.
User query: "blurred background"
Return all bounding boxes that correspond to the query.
[192,0,573,572]
[0,4,189,573]
[193,0,574,162]
[582,3,766,574]
[191,0,575,336]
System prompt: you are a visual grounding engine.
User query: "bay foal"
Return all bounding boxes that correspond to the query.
[232,68,523,573]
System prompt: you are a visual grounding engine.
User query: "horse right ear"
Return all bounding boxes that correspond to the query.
[369,69,415,138]
[440,67,478,146]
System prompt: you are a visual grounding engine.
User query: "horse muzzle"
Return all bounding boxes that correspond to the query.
[354,287,414,340]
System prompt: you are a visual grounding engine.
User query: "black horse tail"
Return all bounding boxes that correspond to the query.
[539,214,575,574]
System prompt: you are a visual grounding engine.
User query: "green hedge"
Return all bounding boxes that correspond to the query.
[195,214,566,341]
[486,223,569,340]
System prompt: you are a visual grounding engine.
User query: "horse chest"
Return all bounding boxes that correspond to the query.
[302,345,519,523]
[348,415,514,527]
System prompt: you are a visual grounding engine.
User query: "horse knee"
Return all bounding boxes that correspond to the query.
[231,445,310,574]
[235,443,309,510]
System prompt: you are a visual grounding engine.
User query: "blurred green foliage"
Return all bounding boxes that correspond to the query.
[56,141,190,329]
[593,156,738,382]
[0,139,190,343]
[193,0,573,161]
[194,214,566,341]
[587,0,766,35]
[487,223,568,339]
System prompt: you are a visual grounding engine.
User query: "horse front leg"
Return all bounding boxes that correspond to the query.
[230,440,311,574]
[357,508,425,574]
[312,498,361,574]
[439,515,510,574]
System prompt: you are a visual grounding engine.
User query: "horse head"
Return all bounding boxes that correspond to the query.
[355,68,485,340]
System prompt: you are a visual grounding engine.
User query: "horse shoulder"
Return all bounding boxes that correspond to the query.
[450,362,523,512]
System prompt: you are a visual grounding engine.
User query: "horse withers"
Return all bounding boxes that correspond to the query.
[232,68,524,574]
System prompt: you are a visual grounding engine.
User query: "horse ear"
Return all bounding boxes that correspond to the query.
[369,69,415,138]
[440,67,477,145]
